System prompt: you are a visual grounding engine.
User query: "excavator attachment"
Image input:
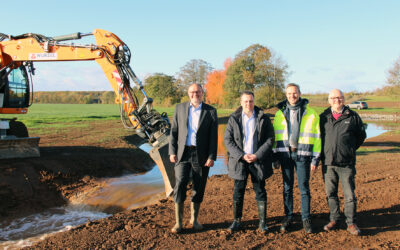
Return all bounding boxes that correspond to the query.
[0,137,40,159]
[0,120,40,159]
[148,135,175,197]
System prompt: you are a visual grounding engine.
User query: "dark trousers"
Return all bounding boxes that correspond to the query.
[233,163,267,202]
[173,147,210,203]
[281,152,311,221]
[323,165,357,225]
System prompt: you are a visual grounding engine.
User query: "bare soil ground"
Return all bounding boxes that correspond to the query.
[1,119,400,249]
[0,120,153,221]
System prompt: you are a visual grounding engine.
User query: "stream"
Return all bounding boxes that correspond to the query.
[0,123,390,249]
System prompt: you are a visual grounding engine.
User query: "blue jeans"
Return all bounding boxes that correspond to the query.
[322,165,357,225]
[280,152,311,221]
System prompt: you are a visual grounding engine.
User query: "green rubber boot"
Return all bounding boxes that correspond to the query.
[228,201,243,231]
[190,202,204,230]
[171,203,184,233]
[257,201,268,233]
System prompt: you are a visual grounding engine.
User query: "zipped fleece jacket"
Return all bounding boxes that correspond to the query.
[224,106,275,181]
[320,106,366,166]
[273,98,321,166]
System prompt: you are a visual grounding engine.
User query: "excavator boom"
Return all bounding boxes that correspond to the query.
[0,29,175,196]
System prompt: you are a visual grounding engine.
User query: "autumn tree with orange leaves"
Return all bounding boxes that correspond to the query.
[205,59,231,106]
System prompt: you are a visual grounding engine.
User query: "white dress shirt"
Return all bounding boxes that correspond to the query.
[242,110,255,154]
[186,102,202,146]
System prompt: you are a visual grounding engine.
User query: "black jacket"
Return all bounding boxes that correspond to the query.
[320,106,366,166]
[224,106,275,180]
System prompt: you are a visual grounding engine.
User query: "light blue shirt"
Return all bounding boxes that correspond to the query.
[242,110,255,154]
[186,102,202,146]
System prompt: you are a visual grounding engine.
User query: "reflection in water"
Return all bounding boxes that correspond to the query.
[69,168,165,213]
[210,123,228,176]
[0,122,387,248]
[365,123,388,139]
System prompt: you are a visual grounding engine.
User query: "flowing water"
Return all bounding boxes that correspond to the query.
[0,122,388,249]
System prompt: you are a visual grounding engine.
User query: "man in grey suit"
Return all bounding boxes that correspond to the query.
[224,91,275,233]
[169,83,218,233]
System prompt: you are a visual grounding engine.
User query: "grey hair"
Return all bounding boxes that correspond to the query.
[188,83,204,93]
[329,89,344,98]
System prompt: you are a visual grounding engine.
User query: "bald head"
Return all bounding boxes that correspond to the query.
[188,83,204,107]
[328,89,345,112]
[329,89,344,99]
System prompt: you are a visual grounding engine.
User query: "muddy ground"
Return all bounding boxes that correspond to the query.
[0,120,153,221]
[1,118,400,249]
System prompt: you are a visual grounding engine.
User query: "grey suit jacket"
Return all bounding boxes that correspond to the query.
[168,102,218,166]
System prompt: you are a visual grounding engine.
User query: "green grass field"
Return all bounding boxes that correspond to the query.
[1,104,234,129]
[2,104,121,128]
[2,98,397,131]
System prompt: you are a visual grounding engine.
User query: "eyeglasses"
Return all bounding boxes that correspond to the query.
[329,97,344,100]
[189,91,202,94]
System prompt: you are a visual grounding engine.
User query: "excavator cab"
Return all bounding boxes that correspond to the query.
[0,64,40,159]
[0,65,31,109]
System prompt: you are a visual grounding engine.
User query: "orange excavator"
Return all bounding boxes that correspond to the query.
[0,29,175,196]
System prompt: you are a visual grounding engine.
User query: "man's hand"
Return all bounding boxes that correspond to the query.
[169,154,177,163]
[204,159,214,167]
[311,164,317,172]
[243,154,257,163]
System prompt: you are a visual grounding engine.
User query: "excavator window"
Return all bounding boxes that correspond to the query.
[2,66,30,108]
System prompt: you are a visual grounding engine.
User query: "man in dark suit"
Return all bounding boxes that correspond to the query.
[169,83,218,233]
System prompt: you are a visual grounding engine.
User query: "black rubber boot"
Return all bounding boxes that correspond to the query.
[190,202,203,230]
[303,218,313,234]
[171,203,184,233]
[228,200,243,231]
[257,201,268,233]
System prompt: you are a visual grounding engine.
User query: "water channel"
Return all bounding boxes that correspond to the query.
[0,122,391,249]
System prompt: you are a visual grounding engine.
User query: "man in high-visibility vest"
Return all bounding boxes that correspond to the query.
[273,83,321,234]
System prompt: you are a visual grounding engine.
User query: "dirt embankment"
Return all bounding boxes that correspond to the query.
[25,125,400,249]
[0,120,153,221]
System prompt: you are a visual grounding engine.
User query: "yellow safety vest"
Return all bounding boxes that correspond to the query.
[273,106,321,161]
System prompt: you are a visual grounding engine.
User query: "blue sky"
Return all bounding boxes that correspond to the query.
[3,0,400,93]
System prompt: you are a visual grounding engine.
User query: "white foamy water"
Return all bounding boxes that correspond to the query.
[0,205,110,249]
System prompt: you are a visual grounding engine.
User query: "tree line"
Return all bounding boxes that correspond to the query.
[34,44,289,108]
[36,44,400,106]
[144,44,289,108]
[34,91,115,104]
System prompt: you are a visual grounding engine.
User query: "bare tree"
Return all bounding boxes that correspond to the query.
[176,59,213,91]
[386,56,400,86]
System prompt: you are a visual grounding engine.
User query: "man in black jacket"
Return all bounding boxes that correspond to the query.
[224,91,275,233]
[320,89,366,236]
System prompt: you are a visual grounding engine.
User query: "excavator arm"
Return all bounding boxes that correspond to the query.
[0,29,175,196]
[0,29,169,145]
